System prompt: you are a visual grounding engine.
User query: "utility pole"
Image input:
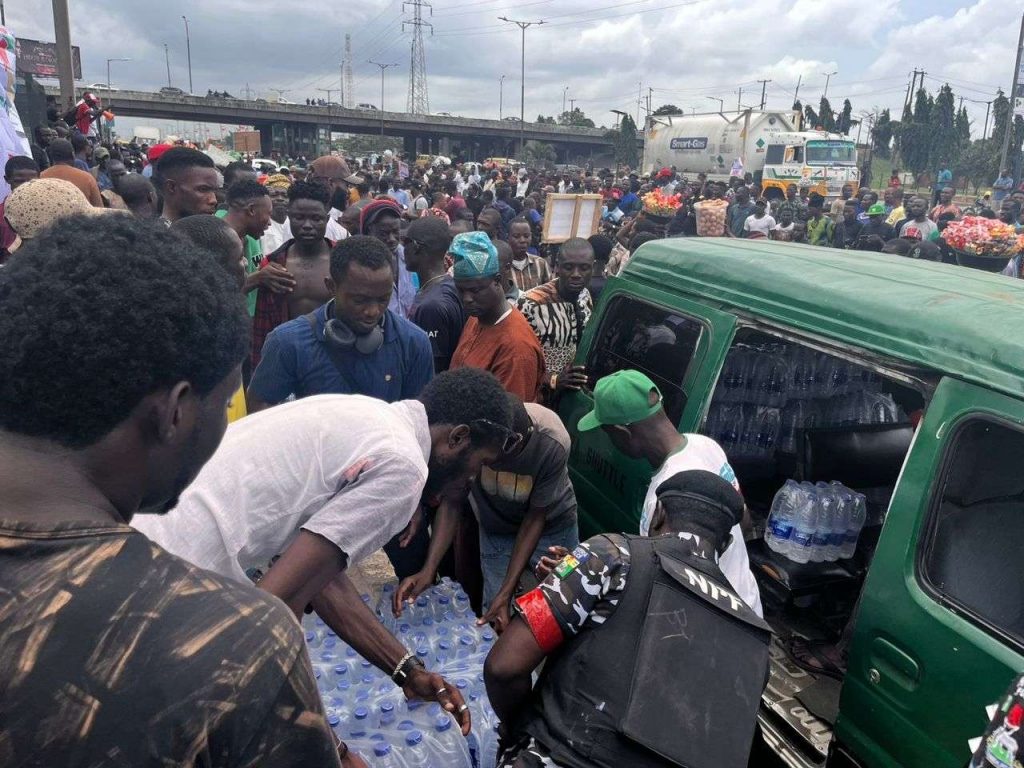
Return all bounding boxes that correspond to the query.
[499,16,545,158]
[343,34,355,109]
[758,79,771,110]
[243,83,253,100]
[794,74,802,103]
[499,75,505,120]
[636,80,642,124]
[52,0,74,109]
[164,44,172,87]
[822,70,837,99]
[736,87,742,112]
[368,60,397,137]
[562,86,568,116]
[404,0,432,114]
[570,98,577,114]
[181,16,193,94]
[706,96,724,115]
[646,87,652,118]
[983,100,992,139]
[998,12,1024,176]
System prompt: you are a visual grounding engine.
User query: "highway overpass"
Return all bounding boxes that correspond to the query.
[45,88,624,161]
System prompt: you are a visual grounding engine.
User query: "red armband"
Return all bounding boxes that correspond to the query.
[515,588,564,653]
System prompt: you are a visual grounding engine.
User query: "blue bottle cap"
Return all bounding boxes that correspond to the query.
[454,678,468,689]
[322,637,336,649]
[460,635,474,646]
[416,647,430,658]
[320,651,336,662]
[422,617,434,626]
[346,647,358,657]
[439,641,451,651]
[416,596,429,607]
[373,743,391,756]
[435,715,452,731]
[305,630,315,643]
[406,700,422,711]
[312,668,321,679]
[406,730,423,745]
[438,595,450,604]
[443,611,456,622]
[380,701,395,713]
[361,674,374,685]
[349,727,367,739]
[370,733,386,743]
[482,630,495,642]
[398,623,411,633]
[360,593,372,603]
[336,680,350,692]
[382,583,394,593]
[360,659,373,668]
[334,665,348,676]
[397,719,415,731]
[327,714,340,728]
[315,617,326,627]
[354,707,369,720]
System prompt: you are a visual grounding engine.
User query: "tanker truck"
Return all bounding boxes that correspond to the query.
[643,110,859,200]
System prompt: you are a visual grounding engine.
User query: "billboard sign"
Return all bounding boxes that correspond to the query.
[16,38,82,79]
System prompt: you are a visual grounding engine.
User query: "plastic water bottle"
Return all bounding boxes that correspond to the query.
[372,741,406,768]
[788,482,818,564]
[810,483,832,562]
[840,492,867,559]
[766,480,799,556]
[790,347,817,399]
[830,484,853,561]
[404,730,432,764]
[752,406,781,459]
[378,700,398,730]
[815,482,840,561]
[426,715,472,767]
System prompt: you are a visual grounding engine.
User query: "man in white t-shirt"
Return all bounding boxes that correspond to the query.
[743,198,776,239]
[135,368,518,732]
[576,369,763,616]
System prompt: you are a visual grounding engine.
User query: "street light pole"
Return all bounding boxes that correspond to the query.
[163,44,172,87]
[499,75,505,120]
[368,60,397,138]
[562,85,568,116]
[499,16,545,159]
[706,95,724,115]
[822,70,837,99]
[182,15,193,94]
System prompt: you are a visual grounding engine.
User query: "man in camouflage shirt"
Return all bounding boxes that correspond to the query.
[774,183,810,224]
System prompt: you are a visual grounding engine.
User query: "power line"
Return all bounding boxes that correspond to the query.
[405,0,432,114]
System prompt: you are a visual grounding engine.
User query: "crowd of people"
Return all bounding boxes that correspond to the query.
[3,104,1024,768]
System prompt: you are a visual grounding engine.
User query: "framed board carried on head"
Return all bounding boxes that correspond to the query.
[542,194,603,243]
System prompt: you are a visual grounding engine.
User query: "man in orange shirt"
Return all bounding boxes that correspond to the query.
[39,139,103,207]
[450,232,544,403]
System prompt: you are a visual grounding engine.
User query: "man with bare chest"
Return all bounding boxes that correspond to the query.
[250,181,335,369]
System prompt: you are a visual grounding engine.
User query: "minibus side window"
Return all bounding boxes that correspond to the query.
[585,296,703,424]
[922,419,1024,648]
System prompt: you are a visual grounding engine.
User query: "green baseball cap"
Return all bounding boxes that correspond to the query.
[867,203,886,216]
[577,370,663,431]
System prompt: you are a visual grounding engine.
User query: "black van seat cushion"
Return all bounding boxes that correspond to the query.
[800,425,914,488]
[929,500,1024,641]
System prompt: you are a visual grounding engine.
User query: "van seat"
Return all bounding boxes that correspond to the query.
[799,424,914,488]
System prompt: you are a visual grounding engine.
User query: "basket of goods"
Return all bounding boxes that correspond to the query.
[693,198,729,237]
[641,188,682,225]
[942,216,1024,272]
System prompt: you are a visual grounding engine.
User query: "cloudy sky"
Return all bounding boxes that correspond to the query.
[7,0,1021,139]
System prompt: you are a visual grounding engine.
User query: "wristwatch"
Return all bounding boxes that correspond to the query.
[391,652,426,685]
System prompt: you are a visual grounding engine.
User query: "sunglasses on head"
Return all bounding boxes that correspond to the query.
[472,419,523,454]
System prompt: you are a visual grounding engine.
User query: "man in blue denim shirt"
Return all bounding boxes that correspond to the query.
[247,236,433,411]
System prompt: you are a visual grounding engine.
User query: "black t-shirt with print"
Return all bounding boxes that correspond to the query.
[0,519,340,768]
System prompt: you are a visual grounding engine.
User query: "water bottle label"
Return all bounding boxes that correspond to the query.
[792,530,813,548]
[812,532,830,547]
[768,520,793,539]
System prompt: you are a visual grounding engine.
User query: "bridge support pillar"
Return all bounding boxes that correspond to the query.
[403,135,417,157]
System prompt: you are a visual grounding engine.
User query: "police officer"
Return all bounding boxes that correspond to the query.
[483,470,771,768]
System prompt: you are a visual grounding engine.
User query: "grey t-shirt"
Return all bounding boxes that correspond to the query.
[469,402,577,536]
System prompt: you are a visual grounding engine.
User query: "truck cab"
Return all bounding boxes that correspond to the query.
[560,239,1024,768]
[761,132,860,201]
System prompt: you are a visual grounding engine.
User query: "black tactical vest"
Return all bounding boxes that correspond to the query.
[520,534,770,768]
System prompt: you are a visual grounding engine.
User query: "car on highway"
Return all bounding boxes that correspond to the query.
[356,103,378,111]
[502,116,522,122]
[85,82,118,92]
[159,86,186,97]
[435,111,453,117]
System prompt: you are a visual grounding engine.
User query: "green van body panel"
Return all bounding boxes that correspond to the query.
[561,239,1024,768]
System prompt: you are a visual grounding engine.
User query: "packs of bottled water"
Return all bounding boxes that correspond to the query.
[302,578,501,767]
[765,480,867,564]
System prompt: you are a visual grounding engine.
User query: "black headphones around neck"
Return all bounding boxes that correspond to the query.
[323,315,385,355]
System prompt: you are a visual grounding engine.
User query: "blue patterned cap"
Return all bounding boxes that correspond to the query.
[450,231,499,279]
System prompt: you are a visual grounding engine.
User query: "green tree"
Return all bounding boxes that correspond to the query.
[928,84,957,171]
[652,104,682,116]
[954,138,1000,193]
[522,140,556,165]
[611,113,640,168]
[955,105,971,154]
[871,108,894,158]
[817,96,836,131]
[536,114,556,124]
[837,99,853,135]
[557,108,595,128]
[804,103,819,129]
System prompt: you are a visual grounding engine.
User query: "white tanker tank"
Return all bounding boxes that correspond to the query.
[643,109,859,199]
